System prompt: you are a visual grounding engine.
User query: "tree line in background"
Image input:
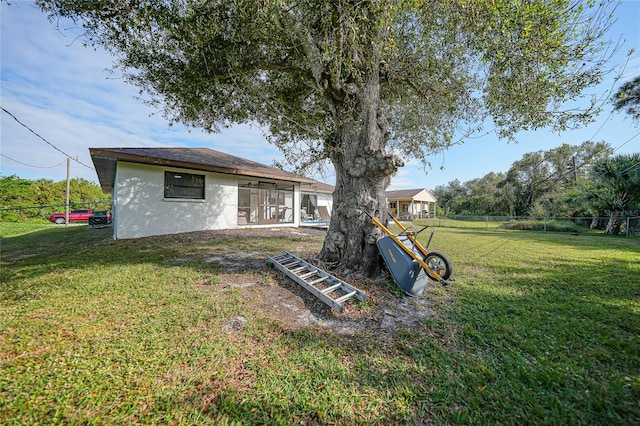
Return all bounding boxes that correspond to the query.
[432,141,640,235]
[0,175,110,223]
[1,143,638,234]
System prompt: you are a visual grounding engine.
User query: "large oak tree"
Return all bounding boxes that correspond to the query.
[38,0,618,276]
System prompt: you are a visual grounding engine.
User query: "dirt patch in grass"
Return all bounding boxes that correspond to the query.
[188,227,440,338]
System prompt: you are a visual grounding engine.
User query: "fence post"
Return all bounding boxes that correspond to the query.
[627,216,630,238]
[485,216,489,230]
[544,217,547,233]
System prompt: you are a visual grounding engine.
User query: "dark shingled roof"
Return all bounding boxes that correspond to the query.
[90,147,315,193]
[385,189,424,199]
[301,180,334,194]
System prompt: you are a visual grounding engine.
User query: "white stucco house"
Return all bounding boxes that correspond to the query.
[90,147,318,239]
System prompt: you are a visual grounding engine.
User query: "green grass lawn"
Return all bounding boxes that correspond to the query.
[1,223,638,424]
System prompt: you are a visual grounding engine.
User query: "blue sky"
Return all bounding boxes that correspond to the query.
[1,1,639,191]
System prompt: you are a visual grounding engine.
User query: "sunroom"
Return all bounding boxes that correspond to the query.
[237,179,295,225]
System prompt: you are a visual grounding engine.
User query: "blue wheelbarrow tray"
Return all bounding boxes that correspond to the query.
[377,235,429,297]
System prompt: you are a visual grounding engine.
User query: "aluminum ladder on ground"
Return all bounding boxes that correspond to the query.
[267,251,367,313]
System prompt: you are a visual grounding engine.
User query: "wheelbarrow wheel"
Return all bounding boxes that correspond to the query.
[424,251,452,281]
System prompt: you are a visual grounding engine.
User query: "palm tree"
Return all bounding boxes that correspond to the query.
[589,153,640,234]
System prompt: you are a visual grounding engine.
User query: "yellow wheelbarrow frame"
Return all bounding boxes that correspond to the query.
[370,212,453,289]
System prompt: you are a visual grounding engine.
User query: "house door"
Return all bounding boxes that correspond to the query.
[259,188,278,224]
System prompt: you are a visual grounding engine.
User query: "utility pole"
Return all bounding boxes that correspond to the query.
[65,157,70,227]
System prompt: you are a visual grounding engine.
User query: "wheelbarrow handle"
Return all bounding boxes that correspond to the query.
[415,225,431,235]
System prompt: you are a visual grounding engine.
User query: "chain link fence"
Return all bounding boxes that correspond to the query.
[411,215,640,237]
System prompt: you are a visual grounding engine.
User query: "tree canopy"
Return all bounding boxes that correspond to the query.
[0,175,110,222]
[590,152,640,226]
[433,141,615,216]
[612,75,640,122]
[37,0,620,275]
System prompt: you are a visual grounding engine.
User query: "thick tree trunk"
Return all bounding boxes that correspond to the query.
[318,72,403,277]
[605,215,622,235]
[590,216,605,230]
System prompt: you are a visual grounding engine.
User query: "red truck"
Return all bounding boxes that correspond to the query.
[49,209,110,225]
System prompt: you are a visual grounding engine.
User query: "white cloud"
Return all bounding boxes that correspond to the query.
[1,3,284,183]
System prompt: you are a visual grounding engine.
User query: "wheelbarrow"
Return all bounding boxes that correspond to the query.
[368,212,453,296]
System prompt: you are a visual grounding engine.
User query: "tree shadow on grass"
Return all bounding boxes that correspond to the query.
[2,225,638,424]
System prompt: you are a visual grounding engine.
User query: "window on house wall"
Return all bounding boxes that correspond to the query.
[164,171,205,199]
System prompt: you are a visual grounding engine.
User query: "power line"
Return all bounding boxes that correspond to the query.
[1,106,95,170]
[587,109,615,142]
[0,153,67,169]
[612,131,640,153]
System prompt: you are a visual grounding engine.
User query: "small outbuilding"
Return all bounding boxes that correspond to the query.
[385,188,437,220]
[90,147,316,239]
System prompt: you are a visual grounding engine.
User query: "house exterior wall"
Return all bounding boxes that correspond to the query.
[112,162,302,239]
[318,193,333,215]
[112,162,237,239]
